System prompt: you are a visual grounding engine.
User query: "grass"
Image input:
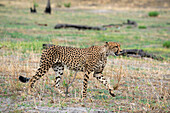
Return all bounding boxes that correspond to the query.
[163,41,170,48]
[64,2,71,8]
[138,25,147,29]
[0,1,170,112]
[148,11,159,17]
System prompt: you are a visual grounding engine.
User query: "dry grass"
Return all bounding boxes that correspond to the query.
[0,47,169,112]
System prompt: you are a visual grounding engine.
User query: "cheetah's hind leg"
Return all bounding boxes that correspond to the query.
[52,62,66,97]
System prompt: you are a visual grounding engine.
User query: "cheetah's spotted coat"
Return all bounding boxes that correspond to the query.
[19,42,122,98]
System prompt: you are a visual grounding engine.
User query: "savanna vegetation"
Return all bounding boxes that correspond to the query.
[0,0,169,112]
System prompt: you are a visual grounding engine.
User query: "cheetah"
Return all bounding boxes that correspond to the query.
[19,42,122,99]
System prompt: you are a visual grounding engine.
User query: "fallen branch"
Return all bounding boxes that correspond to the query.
[121,49,164,61]
[102,24,123,28]
[54,24,106,30]
[102,19,137,28]
[54,19,137,30]
[35,22,48,26]
[123,19,137,26]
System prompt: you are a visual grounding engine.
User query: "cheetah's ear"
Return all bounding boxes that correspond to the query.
[105,42,109,47]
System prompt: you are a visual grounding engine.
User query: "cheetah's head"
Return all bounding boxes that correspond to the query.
[104,42,122,56]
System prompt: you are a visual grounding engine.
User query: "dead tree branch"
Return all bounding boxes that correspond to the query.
[54,24,106,30]
[121,49,164,61]
[102,19,137,28]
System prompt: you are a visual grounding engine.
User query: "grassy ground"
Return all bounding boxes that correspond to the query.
[0,1,170,112]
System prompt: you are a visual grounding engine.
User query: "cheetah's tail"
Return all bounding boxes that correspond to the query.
[19,76,30,83]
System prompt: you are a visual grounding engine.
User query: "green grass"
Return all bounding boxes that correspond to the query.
[138,25,147,29]
[163,41,170,48]
[64,2,71,8]
[148,11,159,17]
[0,6,168,59]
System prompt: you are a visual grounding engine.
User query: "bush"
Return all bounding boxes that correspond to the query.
[148,11,159,17]
[138,26,147,29]
[163,41,170,48]
[64,2,71,8]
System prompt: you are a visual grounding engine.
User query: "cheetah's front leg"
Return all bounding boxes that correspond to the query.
[93,71,116,97]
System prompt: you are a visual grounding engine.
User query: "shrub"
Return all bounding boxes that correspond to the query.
[163,41,170,48]
[138,26,147,29]
[64,2,71,8]
[148,11,159,17]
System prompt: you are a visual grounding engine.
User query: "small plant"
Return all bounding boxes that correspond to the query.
[33,0,38,7]
[34,2,38,8]
[138,26,147,29]
[21,95,26,101]
[163,41,170,48]
[62,79,69,97]
[64,2,71,8]
[148,11,159,17]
